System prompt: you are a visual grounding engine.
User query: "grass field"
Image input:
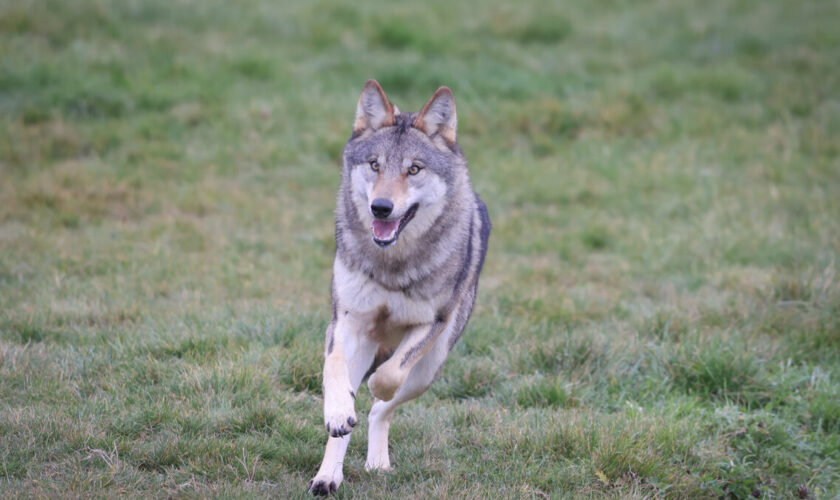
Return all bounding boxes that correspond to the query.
[2,0,839,497]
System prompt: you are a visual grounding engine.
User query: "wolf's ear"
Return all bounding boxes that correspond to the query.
[354,79,395,133]
[413,86,457,145]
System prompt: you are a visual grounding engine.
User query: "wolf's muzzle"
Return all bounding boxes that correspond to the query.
[370,198,393,219]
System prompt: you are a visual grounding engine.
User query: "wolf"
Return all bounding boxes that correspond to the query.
[307,80,490,495]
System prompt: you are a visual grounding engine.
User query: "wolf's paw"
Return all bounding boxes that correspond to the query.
[308,471,342,496]
[324,412,357,437]
[324,389,357,437]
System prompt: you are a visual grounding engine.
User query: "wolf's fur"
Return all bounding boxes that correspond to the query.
[308,80,490,496]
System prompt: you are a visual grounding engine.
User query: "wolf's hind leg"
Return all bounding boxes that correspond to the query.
[366,329,451,471]
[310,318,377,495]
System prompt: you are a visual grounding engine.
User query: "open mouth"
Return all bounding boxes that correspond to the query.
[371,203,418,247]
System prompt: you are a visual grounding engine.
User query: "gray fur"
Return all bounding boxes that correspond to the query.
[310,80,490,496]
[337,124,482,295]
[334,83,489,357]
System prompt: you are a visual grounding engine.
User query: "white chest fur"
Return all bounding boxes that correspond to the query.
[333,257,438,326]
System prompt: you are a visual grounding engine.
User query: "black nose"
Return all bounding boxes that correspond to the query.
[370,198,393,219]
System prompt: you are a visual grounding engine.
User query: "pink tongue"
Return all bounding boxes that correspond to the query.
[372,219,399,239]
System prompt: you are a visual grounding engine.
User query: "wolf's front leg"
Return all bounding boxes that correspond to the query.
[366,329,453,471]
[309,315,376,495]
[366,301,469,471]
[322,340,357,438]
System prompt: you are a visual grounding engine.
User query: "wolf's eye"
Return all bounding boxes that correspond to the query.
[369,160,380,172]
[408,164,422,175]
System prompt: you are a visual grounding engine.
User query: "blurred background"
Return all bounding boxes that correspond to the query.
[1,0,838,497]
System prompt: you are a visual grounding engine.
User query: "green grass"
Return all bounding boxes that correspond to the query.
[2,0,839,497]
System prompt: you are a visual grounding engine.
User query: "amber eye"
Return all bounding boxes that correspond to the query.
[369,160,379,172]
[408,164,422,175]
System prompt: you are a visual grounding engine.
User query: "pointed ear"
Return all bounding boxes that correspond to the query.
[413,86,457,144]
[353,79,395,133]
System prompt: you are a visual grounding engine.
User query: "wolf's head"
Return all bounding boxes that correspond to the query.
[341,80,467,250]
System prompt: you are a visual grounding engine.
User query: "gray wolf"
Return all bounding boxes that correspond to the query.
[308,80,491,495]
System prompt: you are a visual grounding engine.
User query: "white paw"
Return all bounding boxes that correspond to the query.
[324,388,357,437]
[308,470,343,496]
